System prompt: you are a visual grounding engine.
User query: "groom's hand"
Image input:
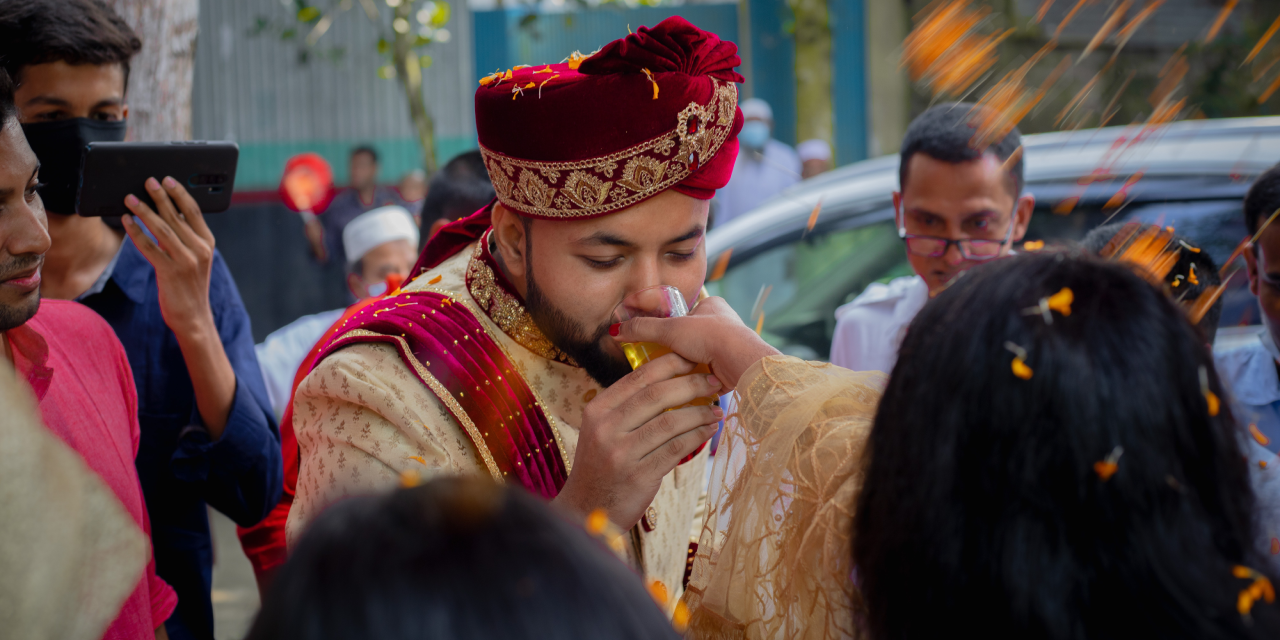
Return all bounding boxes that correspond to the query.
[553,352,722,528]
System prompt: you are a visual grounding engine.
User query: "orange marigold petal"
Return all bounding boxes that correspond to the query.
[1206,390,1221,417]
[1012,357,1033,379]
[1094,460,1119,481]
[1047,287,1074,316]
[427,275,443,285]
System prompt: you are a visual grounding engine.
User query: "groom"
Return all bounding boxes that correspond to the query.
[286,16,743,600]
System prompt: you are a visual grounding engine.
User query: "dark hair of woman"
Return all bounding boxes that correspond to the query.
[246,477,679,640]
[853,251,1280,639]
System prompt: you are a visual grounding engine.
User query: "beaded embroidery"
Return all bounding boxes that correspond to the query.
[465,236,578,366]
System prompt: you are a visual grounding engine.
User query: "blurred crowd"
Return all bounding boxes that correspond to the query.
[1,3,1279,640]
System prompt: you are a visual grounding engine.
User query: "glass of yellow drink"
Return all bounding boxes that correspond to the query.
[612,285,715,408]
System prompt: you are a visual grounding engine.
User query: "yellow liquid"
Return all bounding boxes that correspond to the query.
[621,342,716,408]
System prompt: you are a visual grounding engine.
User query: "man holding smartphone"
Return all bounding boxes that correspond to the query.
[0,3,283,639]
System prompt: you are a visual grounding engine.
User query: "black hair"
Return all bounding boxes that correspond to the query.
[854,252,1279,640]
[0,0,141,88]
[1244,163,1280,236]
[1081,222,1223,340]
[0,68,15,127]
[247,477,680,640]
[419,150,496,247]
[440,149,490,182]
[899,102,1023,196]
[351,145,379,164]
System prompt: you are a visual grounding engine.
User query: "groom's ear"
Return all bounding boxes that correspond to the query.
[491,202,530,288]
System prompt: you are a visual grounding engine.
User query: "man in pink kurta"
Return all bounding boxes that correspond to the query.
[0,70,176,639]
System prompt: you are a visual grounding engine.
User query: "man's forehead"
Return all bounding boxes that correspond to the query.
[15,61,126,103]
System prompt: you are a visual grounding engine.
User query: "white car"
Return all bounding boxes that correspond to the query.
[705,117,1280,360]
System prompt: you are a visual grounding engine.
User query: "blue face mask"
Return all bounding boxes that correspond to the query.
[739,120,770,150]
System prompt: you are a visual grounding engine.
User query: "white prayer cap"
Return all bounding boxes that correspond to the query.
[741,98,773,122]
[797,139,832,163]
[343,205,419,266]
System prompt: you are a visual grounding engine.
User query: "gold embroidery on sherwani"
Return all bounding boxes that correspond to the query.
[464,240,578,366]
[334,328,504,482]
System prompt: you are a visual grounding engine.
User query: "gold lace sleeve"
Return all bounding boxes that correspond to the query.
[681,355,885,640]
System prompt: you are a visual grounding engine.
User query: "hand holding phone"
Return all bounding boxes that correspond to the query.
[121,176,239,438]
[121,176,217,336]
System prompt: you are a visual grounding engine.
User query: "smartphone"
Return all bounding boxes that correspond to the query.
[76,141,239,217]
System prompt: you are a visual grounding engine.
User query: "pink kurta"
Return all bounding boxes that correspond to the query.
[8,299,177,639]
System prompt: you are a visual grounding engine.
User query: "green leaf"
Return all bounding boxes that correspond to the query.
[414,34,432,47]
[378,64,397,79]
[419,54,433,68]
[281,28,297,40]
[297,6,321,22]
[431,2,450,26]
[377,38,390,55]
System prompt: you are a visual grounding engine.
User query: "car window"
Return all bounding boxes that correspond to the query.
[705,217,908,360]
[1023,190,1254,328]
[1123,200,1256,328]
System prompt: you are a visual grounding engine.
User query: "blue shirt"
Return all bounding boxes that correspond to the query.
[78,237,283,640]
[1214,334,1280,573]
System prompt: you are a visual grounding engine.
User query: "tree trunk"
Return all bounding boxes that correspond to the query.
[103,0,200,142]
[790,0,833,150]
[392,1,439,175]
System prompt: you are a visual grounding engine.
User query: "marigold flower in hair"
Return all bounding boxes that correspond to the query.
[1093,446,1123,481]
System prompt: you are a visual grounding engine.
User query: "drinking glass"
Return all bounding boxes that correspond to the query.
[611,285,716,408]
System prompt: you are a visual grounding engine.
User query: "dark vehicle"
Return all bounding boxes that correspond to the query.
[705,117,1280,361]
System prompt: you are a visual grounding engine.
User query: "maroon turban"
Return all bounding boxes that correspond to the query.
[414,16,743,271]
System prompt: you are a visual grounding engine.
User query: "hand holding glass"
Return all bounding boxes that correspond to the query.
[612,286,716,409]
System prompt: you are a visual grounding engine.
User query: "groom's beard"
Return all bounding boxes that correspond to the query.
[525,264,633,388]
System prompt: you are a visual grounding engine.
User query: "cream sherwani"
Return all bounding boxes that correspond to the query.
[287,241,708,601]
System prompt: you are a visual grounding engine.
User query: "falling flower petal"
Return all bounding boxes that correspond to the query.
[1011,356,1034,379]
[585,509,609,535]
[399,469,422,488]
[428,275,443,285]
[1094,461,1119,481]
[1246,15,1280,66]
[673,601,692,632]
[1271,538,1279,555]
[1251,423,1271,446]
[1023,240,1045,251]
[1234,565,1276,618]
[648,580,669,607]
[582,389,597,403]
[642,68,659,100]
[806,198,824,233]
[1047,287,1073,316]
[1204,0,1238,44]
[708,248,733,282]
[1188,264,1200,285]
[407,455,427,466]
[1094,446,1124,481]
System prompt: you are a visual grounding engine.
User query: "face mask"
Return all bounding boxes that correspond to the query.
[739,120,770,151]
[365,281,389,297]
[21,118,128,215]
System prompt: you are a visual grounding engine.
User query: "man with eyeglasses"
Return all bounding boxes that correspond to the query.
[1215,162,1280,571]
[829,103,1034,373]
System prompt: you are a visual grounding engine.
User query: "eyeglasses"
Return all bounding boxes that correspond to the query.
[898,210,1017,261]
[901,234,1009,260]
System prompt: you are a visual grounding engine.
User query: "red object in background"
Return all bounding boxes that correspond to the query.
[278,153,335,213]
